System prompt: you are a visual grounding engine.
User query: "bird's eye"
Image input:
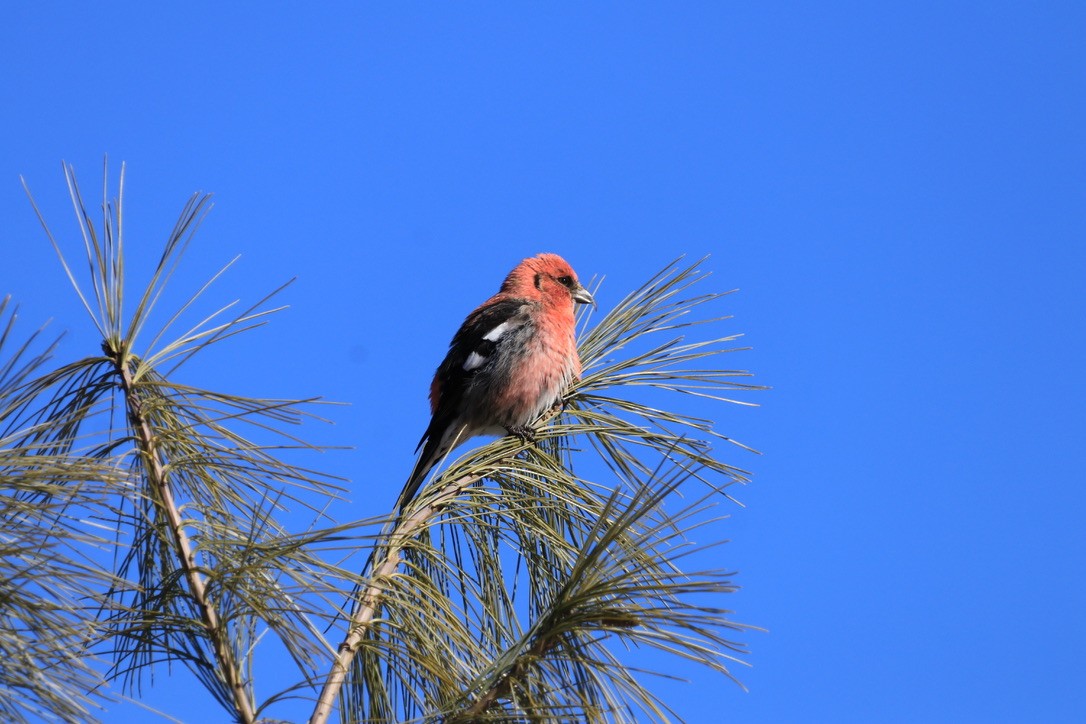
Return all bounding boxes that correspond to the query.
[557,275,574,287]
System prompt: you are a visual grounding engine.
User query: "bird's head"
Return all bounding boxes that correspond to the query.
[507,253,596,309]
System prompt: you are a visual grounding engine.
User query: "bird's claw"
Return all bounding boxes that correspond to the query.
[506,424,537,443]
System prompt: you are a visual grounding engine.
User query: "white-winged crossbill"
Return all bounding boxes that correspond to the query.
[397,253,595,512]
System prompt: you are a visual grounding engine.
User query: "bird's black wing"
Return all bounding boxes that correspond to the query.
[400,298,529,512]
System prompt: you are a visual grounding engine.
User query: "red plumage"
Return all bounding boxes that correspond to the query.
[397,253,594,512]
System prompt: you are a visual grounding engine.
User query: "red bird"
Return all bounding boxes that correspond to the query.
[397,253,595,512]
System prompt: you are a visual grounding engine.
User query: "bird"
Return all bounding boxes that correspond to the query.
[396,253,595,514]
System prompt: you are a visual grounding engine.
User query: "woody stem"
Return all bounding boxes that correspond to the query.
[117,360,256,724]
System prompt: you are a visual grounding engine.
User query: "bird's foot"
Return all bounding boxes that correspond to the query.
[506,424,537,443]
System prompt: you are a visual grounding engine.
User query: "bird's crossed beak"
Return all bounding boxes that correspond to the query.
[572,285,596,308]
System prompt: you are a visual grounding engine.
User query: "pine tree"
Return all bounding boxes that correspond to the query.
[3,162,761,723]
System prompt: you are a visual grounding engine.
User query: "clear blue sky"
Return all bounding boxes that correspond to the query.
[3,3,1084,722]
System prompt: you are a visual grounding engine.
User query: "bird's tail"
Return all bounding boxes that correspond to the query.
[395,448,439,514]
[395,424,468,514]
[335,425,468,634]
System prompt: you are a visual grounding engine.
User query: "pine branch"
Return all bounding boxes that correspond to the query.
[114,353,256,724]
[317,257,761,722]
[310,424,550,724]
[0,297,123,723]
[18,161,350,720]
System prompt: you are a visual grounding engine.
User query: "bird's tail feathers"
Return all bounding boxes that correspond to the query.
[396,423,470,514]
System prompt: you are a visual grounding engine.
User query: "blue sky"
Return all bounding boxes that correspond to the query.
[3,3,1084,722]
